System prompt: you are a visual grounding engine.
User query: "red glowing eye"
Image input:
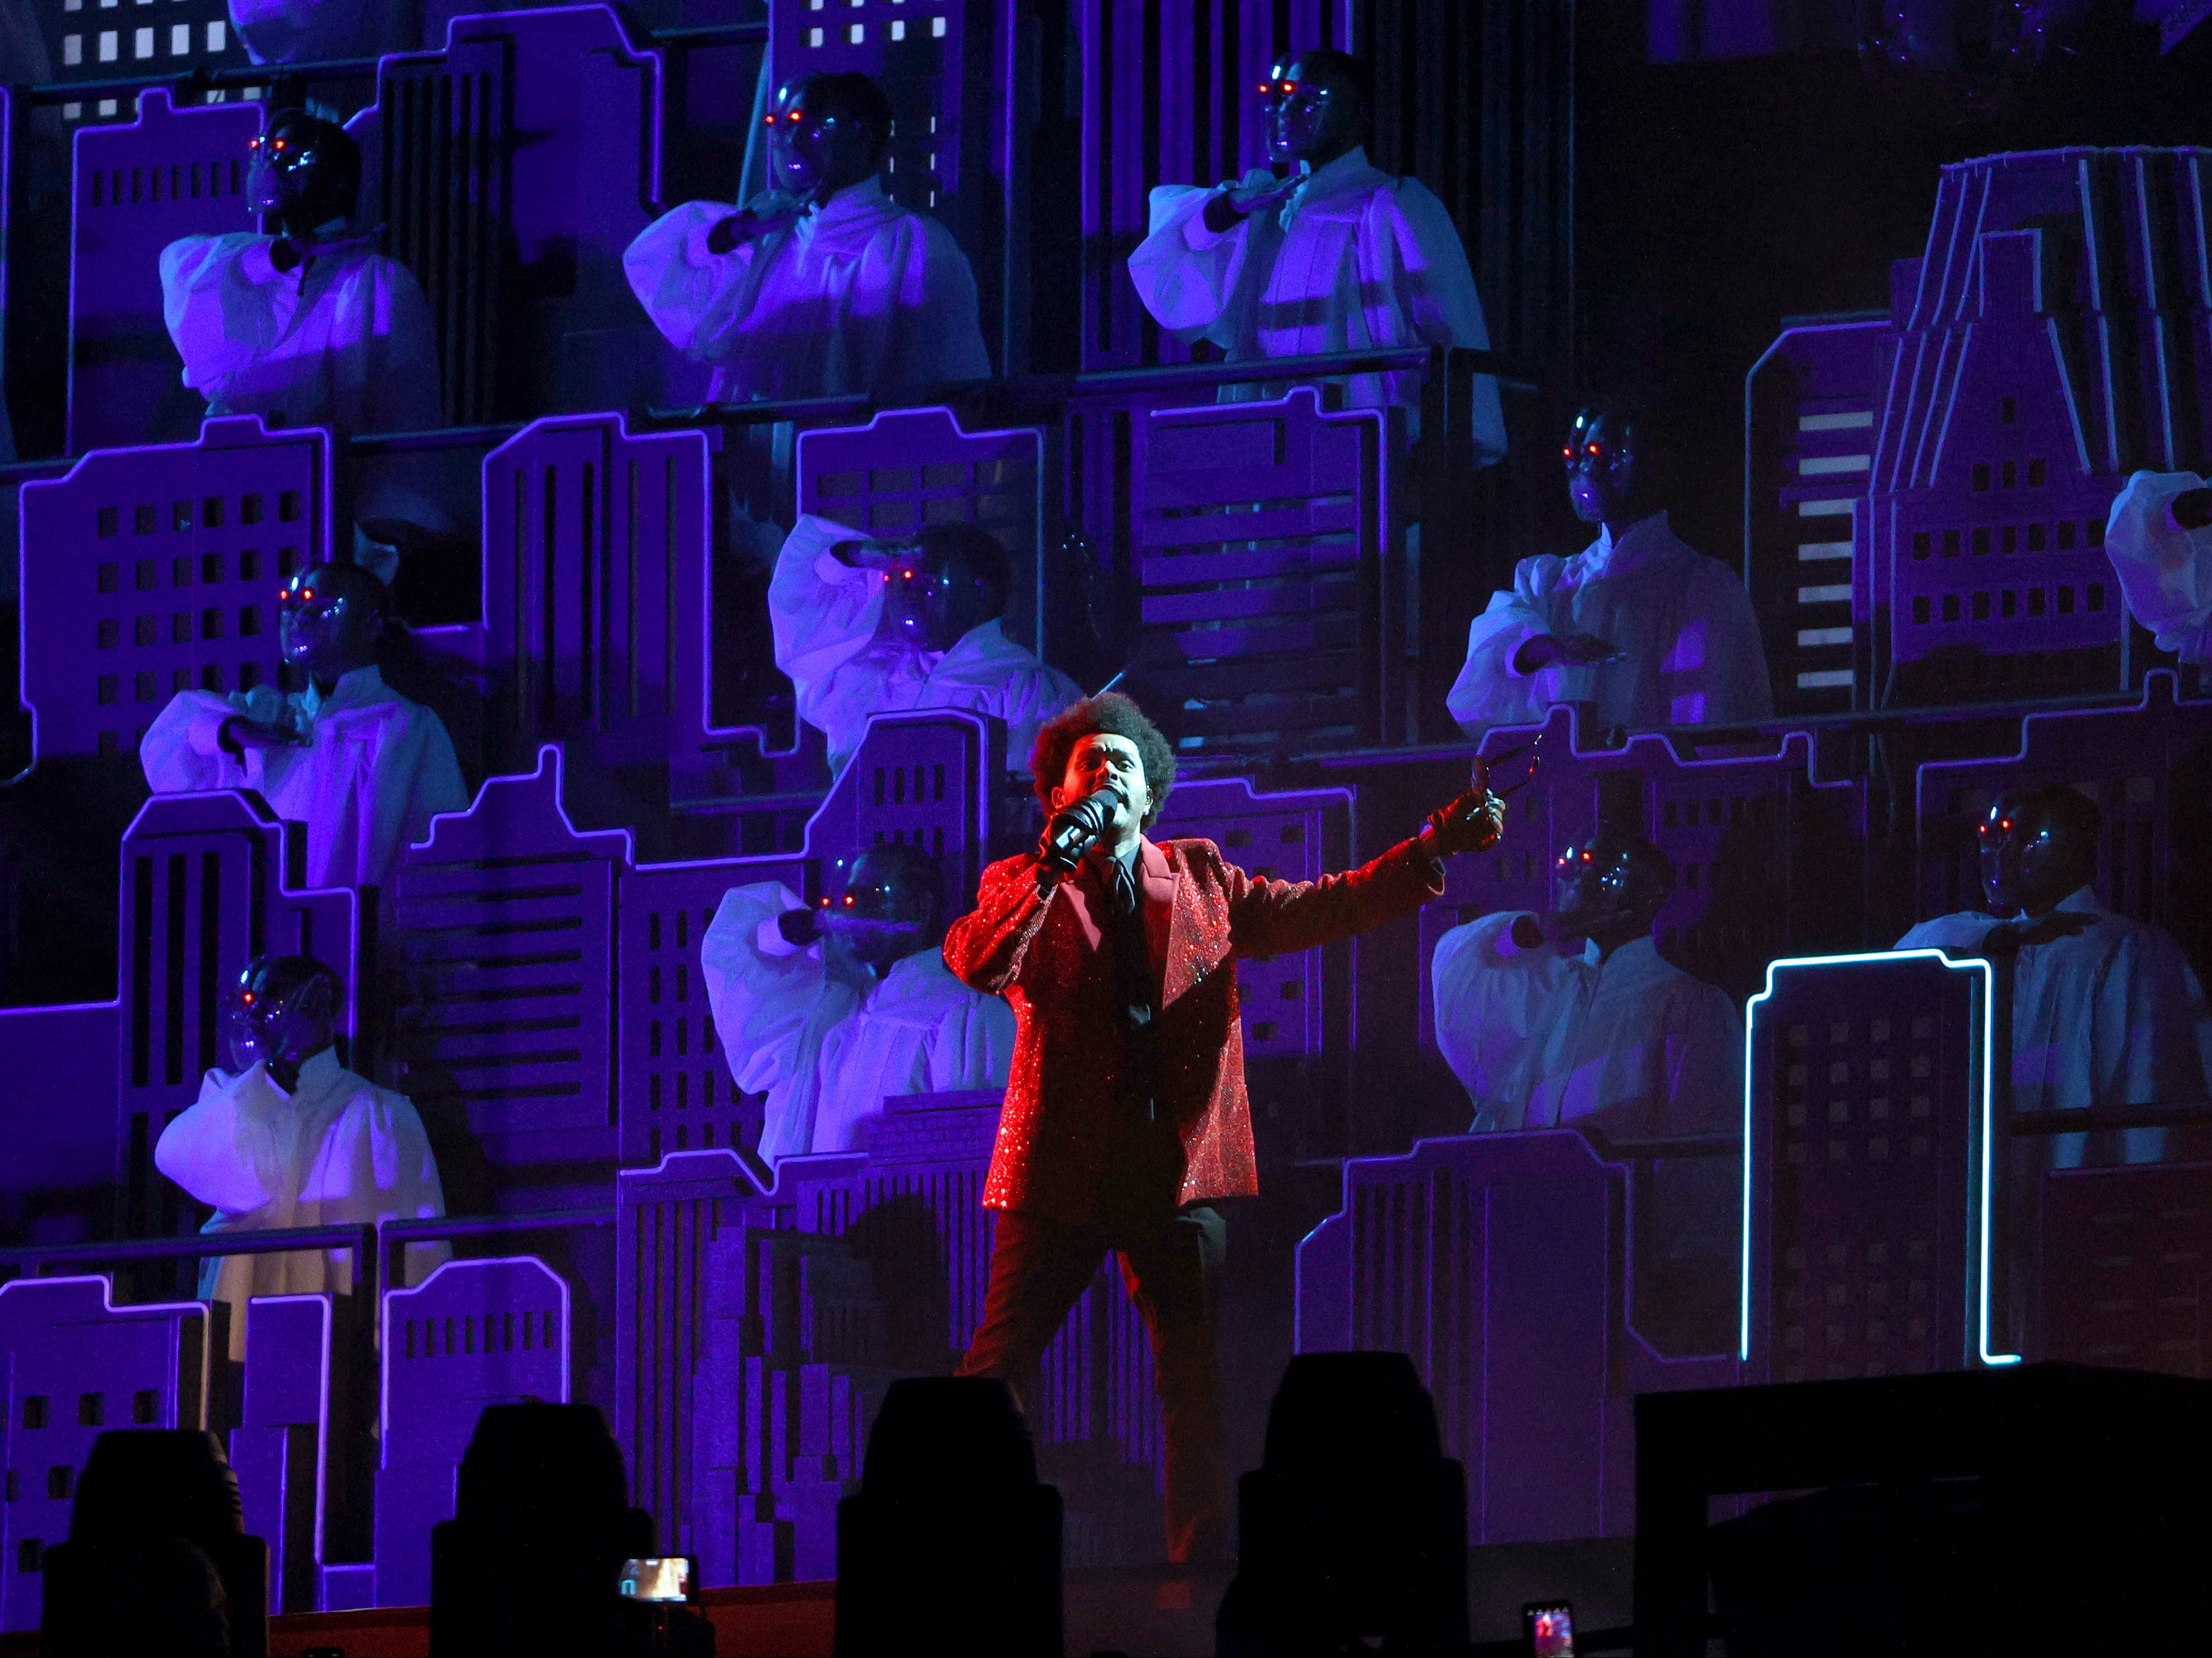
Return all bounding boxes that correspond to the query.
[1582,851,1593,862]
[241,992,255,1005]
[843,894,856,906]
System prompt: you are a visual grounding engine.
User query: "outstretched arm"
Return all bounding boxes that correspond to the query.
[1227,785,1504,959]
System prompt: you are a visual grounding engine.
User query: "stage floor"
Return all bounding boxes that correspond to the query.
[0,1536,1635,1656]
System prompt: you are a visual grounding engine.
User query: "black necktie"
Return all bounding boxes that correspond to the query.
[1105,853,1156,1117]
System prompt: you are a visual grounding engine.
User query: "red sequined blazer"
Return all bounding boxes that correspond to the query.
[942,834,1445,1224]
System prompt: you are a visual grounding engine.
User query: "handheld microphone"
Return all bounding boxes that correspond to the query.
[1035,784,1127,894]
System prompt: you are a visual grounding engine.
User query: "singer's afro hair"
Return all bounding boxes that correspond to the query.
[1030,692,1178,829]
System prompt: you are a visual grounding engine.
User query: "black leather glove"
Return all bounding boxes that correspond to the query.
[776,907,821,948]
[1421,787,1508,858]
[1037,785,1126,880]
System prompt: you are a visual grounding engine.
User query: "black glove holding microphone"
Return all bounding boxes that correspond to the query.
[1035,783,1128,893]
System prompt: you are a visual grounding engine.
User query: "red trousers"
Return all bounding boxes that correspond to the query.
[957,1203,1230,1562]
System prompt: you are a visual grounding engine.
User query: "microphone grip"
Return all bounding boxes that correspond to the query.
[1035,784,1126,888]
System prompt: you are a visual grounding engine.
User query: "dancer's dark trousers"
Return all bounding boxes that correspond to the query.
[957,1202,1228,1562]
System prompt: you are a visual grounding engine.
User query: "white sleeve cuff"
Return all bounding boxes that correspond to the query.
[1500,624,1545,680]
[1491,913,1544,959]
[1181,198,1240,251]
[754,913,807,957]
[813,541,880,590]
[238,238,282,286]
[683,205,735,266]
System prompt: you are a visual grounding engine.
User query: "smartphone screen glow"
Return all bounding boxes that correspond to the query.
[1526,1601,1575,1658]
[619,1557,692,1602]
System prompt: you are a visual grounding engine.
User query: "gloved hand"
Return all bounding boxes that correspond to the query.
[775,907,821,949]
[1977,910,2095,956]
[218,715,309,757]
[1037,785,1126,881]
[1512,632,1625,673]
[1202,169,1299,233]
[828,537,904,572]
[707,190,806,254]
[2172,487,2212,530]
[1420,786,1507,858]
[1224,168,1299,214]
[267,228,380,275]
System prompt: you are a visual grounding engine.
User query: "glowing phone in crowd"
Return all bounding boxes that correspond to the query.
[619,1557,695,1602]
[1523,1599,1576,1657]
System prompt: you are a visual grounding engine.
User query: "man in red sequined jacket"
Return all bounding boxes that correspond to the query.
[942,692,1506,1560]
